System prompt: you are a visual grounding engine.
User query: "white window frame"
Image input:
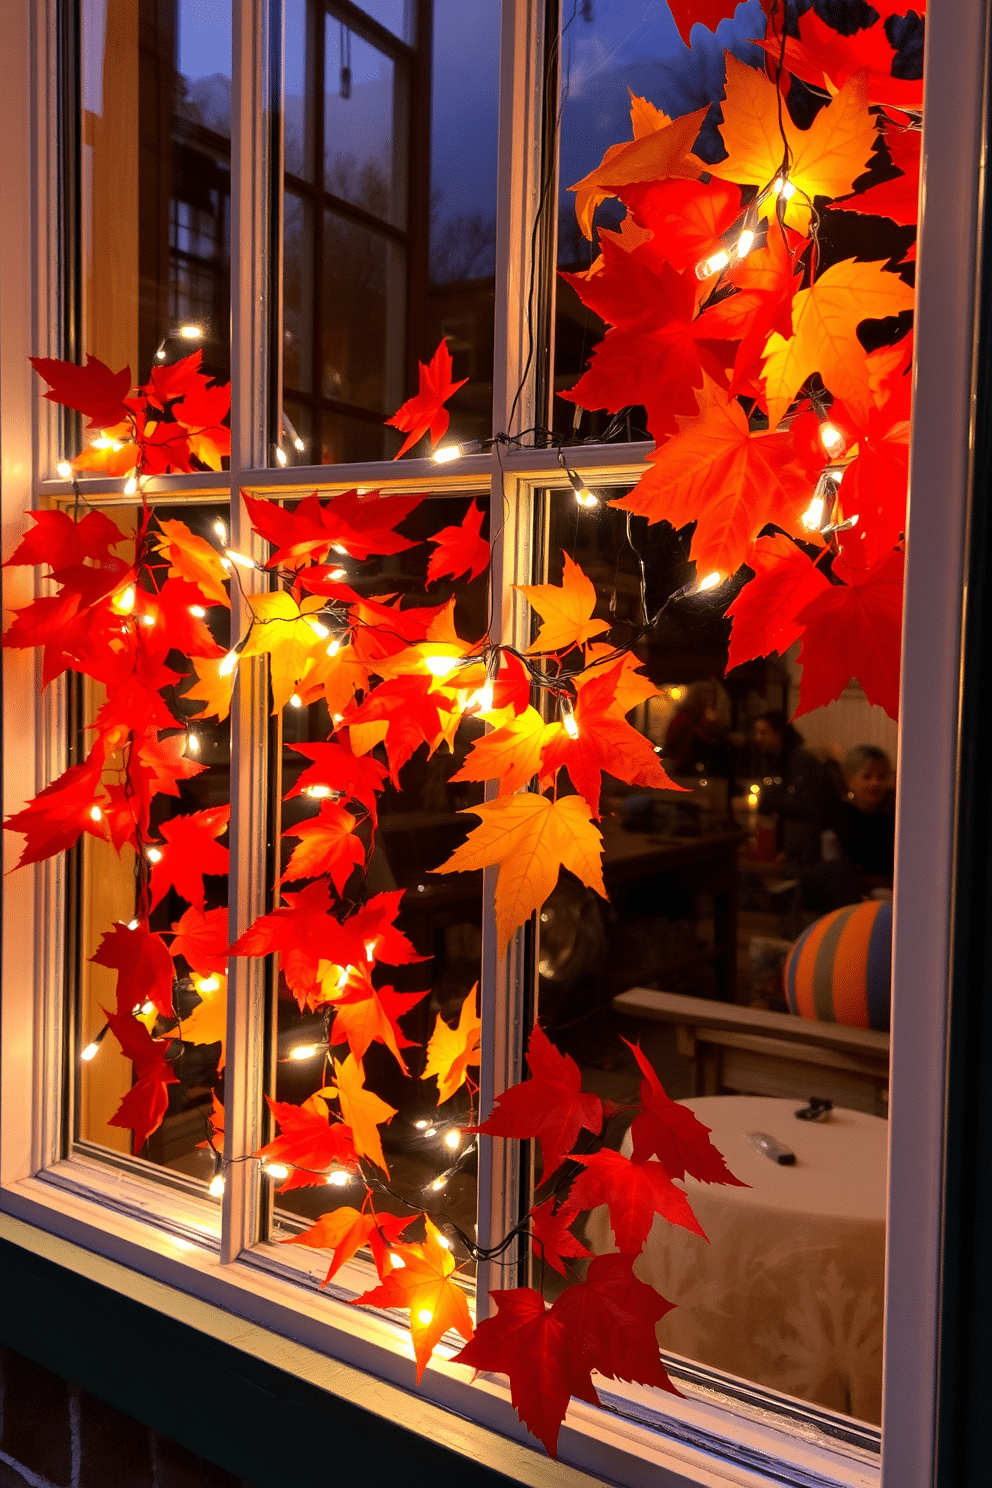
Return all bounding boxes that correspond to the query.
[0,3,980,1485]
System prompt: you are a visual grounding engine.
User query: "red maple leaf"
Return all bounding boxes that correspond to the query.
[91,922,176,1020]
[668,0,767,43]
[329,977,428,1073]
[763,11,922,111]
[244,489,422,569]
[148,805,230,909]
[104,1008,179,1152]
[827,398,910,568]
[834,124,920,225]
[4,757,108,869]
[31,353,132,429]
[256,1095,359,1191]
[793,548,904,719]
[169,906,229,976]
[343,675,452,786]
[568,1148,706,1252]
[229,879,367,1010]
[426,501,490,585]
[287,1206,415,1287]
[466,1023,603,1180]
[553,1253,677,1399]
[281,800,366,893]
[4,509,126,572]
[284,740,388,826]
[385,339,468,459]
[144,350,205,409]
[491,650,531,715]
[625,1041,746,1185]
[529,1197,592,1276]
[617,176,743,275]
[344,890,427,967]
[726,534,833,671]
[539,662,680,815]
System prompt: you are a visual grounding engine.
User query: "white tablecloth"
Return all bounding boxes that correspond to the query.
[584,1095,887,1424]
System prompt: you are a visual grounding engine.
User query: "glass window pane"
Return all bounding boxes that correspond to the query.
[284,0,318,181]
[324,22,400,226]
[283,193,315,392]
[80,1,231,397]
[322,213,401,411]
[532,488,890,1427]
[357,0,413,43]
[73,499,231,1195]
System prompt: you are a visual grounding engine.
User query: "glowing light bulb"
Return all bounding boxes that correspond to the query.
[224,548,256,570]
[141,1001,156,1016]
[468,683,494,715]
[189,604,208,620]
[430,1176,448,1192]
[801,495,825,532]
[305,785,332,799]
[416,1309,434,1326]
[560,697,579,739]
[329,568,347,582]
[307,618,330,639]
[114,585,136,614]
[209,1173,225,1198]
[263,1163,289,1181]
[89,804,103,822]
[219,648,239,677]
[289,1044,320,1061]
[80,1041,100,1062]
[186,733,201,758]
[697,571,723,592]
[326,1169,350,1186]
[390,1254,406,1269]
[365,941,377,963]
[326,639,341,657]
[331,544,349,556]
[424,1127,437,1139]
[332,714,343,725]
[736,228,755,257]
[127,919,139,930]
[213,519,228,542]
[140,613,155,627]
[425,655,459,679]
[436,1234,451,1250]
[574,489,599,509]
[696,249,731,280]
[155,349,166,361]
[444,1130,461,1151]
[774,177,797,200]
[197,975,221,994]
[92,436,112,450]
[670,685,685,701]
[433,444,461,464]
[289,694,303,708]
[57,460,72,479]
[179,324,203,339]
[335,966,350,991]
[124,475,138,496]
[415,1120,429,1130]
[293,436,305,452]
[275,446,288,467]
[819,423,844,455]
[147,847,163,863]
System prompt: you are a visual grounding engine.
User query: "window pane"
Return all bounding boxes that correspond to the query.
[358,0,413,43]
[533,489,889,1426]
[73,500,231,1195]
[278,0,499,466]
[256,494,490,1280]
[80,2,231,396]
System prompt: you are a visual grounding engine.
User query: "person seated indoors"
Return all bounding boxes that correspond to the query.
[802,746,896,913]
[751,710,831,867]
[663,679,732,779]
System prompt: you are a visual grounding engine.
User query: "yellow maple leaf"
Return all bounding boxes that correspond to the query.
[450,707,558,796]
[434,793,606,959]
[153,518,231,608]
[421,985,481,1103]
[239,590,327,712]
[762,258,916,428]
[578,646,660,713]
[184,655,234,722]
[570,104,707,239]
[353,1219,474,1381]
[710,56,875,234]
[517,552,610,655]
[179,974,227,1069]
[295,642,370,717]
[331,1053,397,1173]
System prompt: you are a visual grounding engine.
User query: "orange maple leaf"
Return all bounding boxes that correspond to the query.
[421,985,481,1103]
[434,794,606,959]
[761,259,915,428]
[451,706,558,796]
[710,56,876,234]
[281,800,366,893]
[569,104,707,239]
[352,1218,474,1381]
[517,552,609,655]
[610,375,818,575]
[184,654,234,722]
[329,1053,397,1173]
[178,973,227,1069]
[385,339,468,459]
[153,518,231,608]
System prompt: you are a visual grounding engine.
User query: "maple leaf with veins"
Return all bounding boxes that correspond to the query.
[553,1253,678,1400]
[568,1148,707,1252]
[4,509,126,572]
[451,706,558,798]
[169,905,229,976]
[516,552,609,655]
[466,1023,604,1180]
[178,974,227,1066]
[618,176,743,276]
[344,674,453,787]
[328,974,427,1073]
[103,1008,178,1152]
[91,922,176,1020]
[281,800,365,892]
[284,740,388,825]
[794,548,904,720]
[539,662,681,816]
[239,590,327,713]
[837,124,920,228]
[286,1206,414,1287]
[345,889,427,968]
[434,793,606,960]
[329,1053,398,1173]
[762,11,922,112]
[256,1095,359,1191]
[153,518,231,609]
[148,805,230,910]
[726,534,833,672]
[426,501,490,584]
[568,105,707,240]
[385,339,468,458]
[625,1040,746,1185]
[529,1197,591,1277]
[30,353,132,429]
[229,878,367,1010]
[4,757,109,869]
[421,984,481,1103]
[352,1219,474,1380]
[243,489,422,568]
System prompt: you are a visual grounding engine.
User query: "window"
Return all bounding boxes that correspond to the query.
[0,4,980,1487]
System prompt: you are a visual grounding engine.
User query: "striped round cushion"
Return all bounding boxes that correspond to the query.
[783,899,892,1032]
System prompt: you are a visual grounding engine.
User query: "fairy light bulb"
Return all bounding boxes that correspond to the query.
[574,488,598,509]
[697,572,723,592]
[57,460,72,479]
[307,618,330,639]
[819,422,845,455]
[670,685,685,701]
[89,804,103,822]
[289,694,303,709]
[326,1169,350,1187]
[263,1162,289,1181]
[802,495,825,532]
[436,1234,451,1250]
[433,444,462,464]
[328,568,347,582]
[124,475,138,496]
[92,436,113,450]
[559,695,579,740]
[695,248,731,280]
[736,228,755,257]
[146,846,163,863]
[468,683,494,715]
[187,733,200,755]
[275,446,288,467]
[127,919,139,930]
[208,1173,225,1198]
[213,518,228,542]
[305,785,333,799]
[416,1309,434,1326]
[114,586,136,614]
[224,548,257,570]
[141,1001,156,1016]
[219,648,239,677]
[189,604,207,618]
[289,1044,320,1060]
[326,639,341,658]
[179,324,203,340]
[425,655,460,679]
[335,965,350,991]
[424,1127,438,1139]
[444,1130,460,1151]
[331,544,348,556]
[140,613,155,627]
[80,1041,100,1062]
[389,1254,406,1269]
[197,975,221,993]
[430,1176,448,1192]
[364,939,377,963]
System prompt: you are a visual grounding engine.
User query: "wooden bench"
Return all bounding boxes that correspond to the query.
[613,987,889,1117]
